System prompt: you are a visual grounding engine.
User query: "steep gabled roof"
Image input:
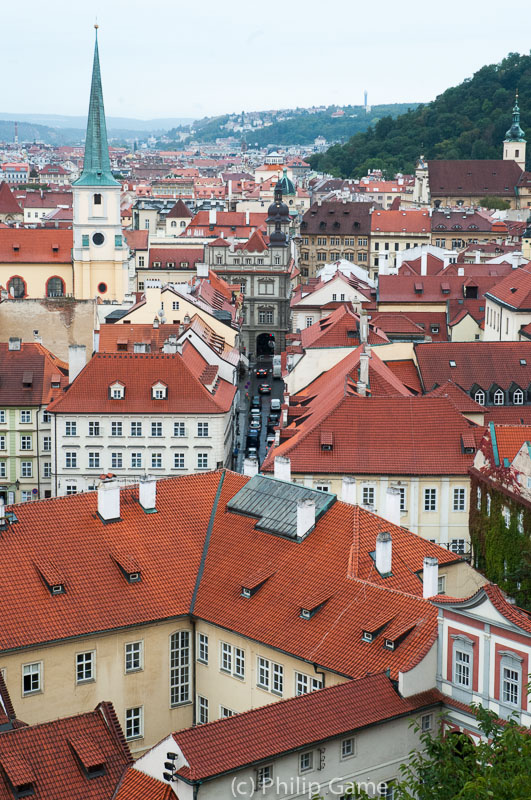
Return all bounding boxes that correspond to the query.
[0,343,69,407]
[166,198,193,218]
[485,266,531,311]
[0,182,22,214]
[425,380,485,415]
[300,305,388,348]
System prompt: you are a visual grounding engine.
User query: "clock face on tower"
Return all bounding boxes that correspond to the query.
[92,232,105,245]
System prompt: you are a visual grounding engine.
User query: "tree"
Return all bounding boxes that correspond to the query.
[326,704,531,800]
[478,196,511,210]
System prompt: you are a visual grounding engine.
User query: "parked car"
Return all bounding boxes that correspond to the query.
[268,412,280,426]
[247,429,259,444]
[255,368,268,378]
[270,398,281,411]
[246,447,258,461]
[249,419,261,432]
[251,395,261,409]
[266,434,275,447]
[258,383,271,395]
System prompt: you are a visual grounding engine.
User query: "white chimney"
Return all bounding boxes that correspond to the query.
[98,478,121,522]
[0,499,6,528]
[139,476,156,512]
[359,352,369,385]
[375,531,392,575]
[385,487,401,526]
[475,250,481,264]
[196,262,209,278]
[245,210,250,225]
[457,266,464,276]
[209,209,217,225]
[423,556,439,598]
[162,336,178,354]
[228,179,232,198]
[341,476,356,504]
[274,456,291,482]
[296,498,315,539]
[8,337,21,351]
[93,330,100,352]
[357,381,366,397]
[420,250,427,276]
[68,344,86,383]
[243,458,259,477]
[33,331,42,345]
[443,255,450,269]
[359,310,369,344]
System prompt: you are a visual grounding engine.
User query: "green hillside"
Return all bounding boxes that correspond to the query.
[309,52,531,178]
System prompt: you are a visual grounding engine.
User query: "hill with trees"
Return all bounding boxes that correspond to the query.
[309,52,531,178]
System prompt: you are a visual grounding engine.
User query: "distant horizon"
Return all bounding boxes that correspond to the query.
[2,0,531,119]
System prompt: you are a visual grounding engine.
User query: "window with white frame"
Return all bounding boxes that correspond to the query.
[43,435,51,451]
[0,461,5,478]
[20,410,31,423]
[125,706,143,740]
[305,316,314,328]
[437,575,446,594]
[295,672,323,696]
[257,656,270,690]
[0,410,5,424]
[21,490,33,502]
[493,389,504,405]
[111,421,123,437]
[257,765,273,789]
[88,421,100,436]
[424,488,437,512]
[272,662,283,695]
[65,452,77,468]
[0,435,6,450]
[299,751,313,773]
[125,641,143,672]
[130,421,142,437]
[22,662,41,695]
[362,485,375,507]
[453,641,472,688]
[220,643,244,678]
[453,488,466,512]
[174,422,185,437]
[66,484,77,495]
[170,630,190,705]
[152,383,167,399]
[151,452,162,468]
[315,483,329,492]
[341,737,355,759]
[197,422,209,437]
[131,452,142,469]
[20,435,32,450]
[110,384,124,399]
[220,642,232,673]
[421,713,432,731]
[88,452,100,469]
[151,421,162,437]
[197,633,208,664]
[111,452,123,469]
[65,421,77,436]
[450,539,466,555]
[42,411,51,423]
[220,706,235,718]
[76,651,95,683]
[486,494,491,515]
[500,653,522,707]
[473,389,485,405]
[259,308,274,324]
[197,695,209,724]
[197,452,208,469]
[21,461,32,477]
[513,388,524,405]
[503,506,511,527]
[43,462,51,479]
[174,452,185,469]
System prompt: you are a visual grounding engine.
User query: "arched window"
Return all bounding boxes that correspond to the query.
[171,220,177,227]
[180,220,186,227]
[93,193,102,205]
[7,276,26,298]
[513,388,524,405]
[473,390,485,405]
[46,276,65,297]
[493,389,504,405]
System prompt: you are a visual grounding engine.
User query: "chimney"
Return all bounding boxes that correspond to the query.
[196,262,209,278]
[359,351,369,385]
[274,455,291,482]
[0,499,6,530]
[139,476,157,512]
[162,336,178,354]
[359,310,369,344]
[93,330,100,351]
[375,531,392,575]
[8,337,21,351]
[245,210,250,225]
[243,458,259,477]
[443,255,450,269]
[422,556,439,598]
[475,250,481,264]
[68,344,86,383]
[420,250,427,276]
[153,317,159,328]
[356,381,366,397]
[296,498,315,539]
[341,476,356,504]
[384,487,401,526]
[33,331,42,345]
[208,209,217,225]
[457,266,464,276]
[98,477,121,522]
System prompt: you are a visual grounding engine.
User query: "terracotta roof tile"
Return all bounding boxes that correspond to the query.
[166,199,193,219]
[383,359,423,395]
[0,343,69,406]
[300,305,388,348]
[114,769,173,800]
[428,160,522,197]
[492,424,531,462]
[371,209,430,233]
[485,266,531,310]
[0,182,22,214]
[0,229,72,263]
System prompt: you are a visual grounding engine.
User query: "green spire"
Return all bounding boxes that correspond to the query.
[505,90,526,143]
[75,26,119,187]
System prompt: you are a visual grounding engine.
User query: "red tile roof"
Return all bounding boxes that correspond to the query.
[431,210,493,233]
[483,406,531,425]
[0,703,131,800]
[0,183,22,214]
[299,304,389,348]
[398,253,445,277]
[492,424,531,462]
[98,324,187,353]
[378,273,500,303]
[415,341,531,393]
[369,311,448,341]
[301,201,372,236]
[425,380,485,415]
[0,229,72,263]
[0,343,69,407]
[148,248,204,269]
[169,673,442,781]
[384,359,423,394]
[371,209,430,233]
[124,230,148,251]
[234,228,269,252]
[114,768,173,800]
[435,583,531,635]
[262,395,481,476]
[485,266,531,310]
[0,674,17,730]
[427,160,522,198]
[185,211,267,239]
[166,199,193,219]
[47,349,235,415]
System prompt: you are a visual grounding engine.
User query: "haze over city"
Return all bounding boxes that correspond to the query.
[3,0,531,119]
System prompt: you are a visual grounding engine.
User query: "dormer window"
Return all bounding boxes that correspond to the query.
[449,360,456,368]
[152,381,167,399]
[320,431,333,451]
[110,382,125,399]
[362,631,373,642]
[241,571,273,598]
[513,388,524,405]
[493,389,504,405]
[300,597,328,619]
[384,638,395,650]
[51,583,65,595]
[473,389,485,405]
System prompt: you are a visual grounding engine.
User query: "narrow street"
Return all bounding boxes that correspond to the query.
[234,354,284,473]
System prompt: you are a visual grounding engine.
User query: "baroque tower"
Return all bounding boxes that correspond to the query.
[503,91,526,172]
[73,27,128,301]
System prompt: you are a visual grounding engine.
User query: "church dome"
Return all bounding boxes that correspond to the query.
[278,167,295,196]
[266,199,290,222]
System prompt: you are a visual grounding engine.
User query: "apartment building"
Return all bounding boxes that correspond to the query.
[299,202,372,279]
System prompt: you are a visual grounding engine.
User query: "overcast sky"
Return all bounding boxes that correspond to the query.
[4,0,531,121]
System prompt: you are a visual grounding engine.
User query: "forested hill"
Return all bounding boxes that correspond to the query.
[309,53,531,178]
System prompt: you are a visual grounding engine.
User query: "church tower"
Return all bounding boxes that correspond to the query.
[73,27,128,301]
[503,92,526,172]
